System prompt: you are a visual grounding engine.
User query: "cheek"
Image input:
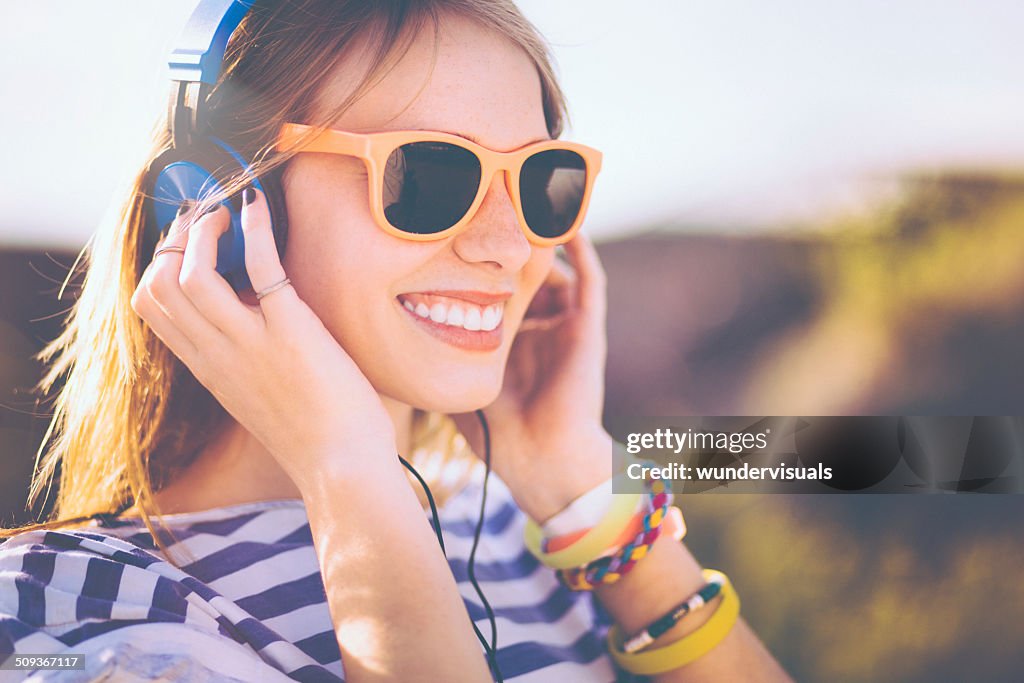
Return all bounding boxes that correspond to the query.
[282,208,406,335]
[281,157,378,292]
[281,161,390,333]
[281,220,434,398]
[282,156,368,237]
[278,173,450,397]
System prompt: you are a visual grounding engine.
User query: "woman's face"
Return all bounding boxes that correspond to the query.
[281,16,555,413]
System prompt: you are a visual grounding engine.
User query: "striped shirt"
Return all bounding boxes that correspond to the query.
[0,471,641,682]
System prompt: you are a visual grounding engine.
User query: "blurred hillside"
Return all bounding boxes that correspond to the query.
[597,172,1024,681]
[602,172,1024,417]
[2,171,1023,681]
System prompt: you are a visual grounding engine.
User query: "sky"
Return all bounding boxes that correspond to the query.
[1,0,1022,248]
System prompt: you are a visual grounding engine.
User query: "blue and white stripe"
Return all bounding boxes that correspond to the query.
[1,473,634,682]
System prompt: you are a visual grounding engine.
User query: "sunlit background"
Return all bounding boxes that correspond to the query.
[2,2,1023,681]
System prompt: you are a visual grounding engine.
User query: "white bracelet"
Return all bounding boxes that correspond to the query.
[540,443,646,536]
[541,475,615,537]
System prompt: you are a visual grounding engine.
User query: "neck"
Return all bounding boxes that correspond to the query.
[143,398,415,515]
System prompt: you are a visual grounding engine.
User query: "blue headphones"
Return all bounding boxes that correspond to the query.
[144,0,287,292]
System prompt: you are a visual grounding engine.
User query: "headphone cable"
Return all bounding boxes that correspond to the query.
[469,409,501,678]
[400,453,447,555]
[398,411,504,681]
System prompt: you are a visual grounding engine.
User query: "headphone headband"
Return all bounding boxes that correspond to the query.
[148,0,285,292]
[169,0,256,84]
[167,0,256,147]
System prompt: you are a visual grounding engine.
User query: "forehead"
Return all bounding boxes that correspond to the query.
[312,13,549,151]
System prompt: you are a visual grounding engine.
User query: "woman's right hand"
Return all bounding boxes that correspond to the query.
[130,188,395,487]
[132,190,495,682]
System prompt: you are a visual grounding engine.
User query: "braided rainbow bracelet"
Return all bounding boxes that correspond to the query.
[558,479,673,590]
[524,490,644,569]
[525,461,672,571]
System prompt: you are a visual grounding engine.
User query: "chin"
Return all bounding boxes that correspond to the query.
[401,367,505,415]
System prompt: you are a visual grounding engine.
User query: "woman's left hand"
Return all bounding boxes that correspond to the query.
[453,234,614,522]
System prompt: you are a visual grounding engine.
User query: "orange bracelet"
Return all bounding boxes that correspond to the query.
[546,504,685,555]
[544,498,646,554]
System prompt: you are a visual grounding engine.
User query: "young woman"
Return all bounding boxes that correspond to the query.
[0,1,792,681]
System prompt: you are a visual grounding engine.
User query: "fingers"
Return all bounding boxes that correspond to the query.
[141,208,222,346]
[523,257,574,323]
[549,256,577,312]
[133,207,204,359]
[518,312,571,333]
[240,187,298,323]
[133,200,254,365]
[131,287,199,363]
[179,204,262,338]
[562,233,607,323]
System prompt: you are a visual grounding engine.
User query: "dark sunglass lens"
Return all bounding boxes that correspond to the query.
[520,150,587,239]
[383,142,481,234]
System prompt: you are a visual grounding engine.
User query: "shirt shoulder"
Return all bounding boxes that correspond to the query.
[0,505,341,682]
[0,527,211,660]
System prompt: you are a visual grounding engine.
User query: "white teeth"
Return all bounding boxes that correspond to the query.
[446,306,465,326]
[402,296,504,332]
[429,303,447,323]
[480,306,500,331]
[463,307,482,331]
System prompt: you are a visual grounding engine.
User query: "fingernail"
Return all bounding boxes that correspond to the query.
[243,187,256,205]
[177,200,194,216]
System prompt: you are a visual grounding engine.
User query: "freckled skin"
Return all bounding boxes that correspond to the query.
[281,15,555,414]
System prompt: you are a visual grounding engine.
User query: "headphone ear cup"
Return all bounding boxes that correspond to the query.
[144,145,204,261]
[143,140,287,292]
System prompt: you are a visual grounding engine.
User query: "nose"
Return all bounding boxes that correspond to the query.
[451,171,532,272]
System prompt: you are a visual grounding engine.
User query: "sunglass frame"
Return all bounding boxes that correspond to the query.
[276,123,603,246]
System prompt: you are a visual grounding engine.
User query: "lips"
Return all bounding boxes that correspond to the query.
[396,290,512,351]
[399,292,504,331]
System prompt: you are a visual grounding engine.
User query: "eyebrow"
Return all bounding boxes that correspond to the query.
[415,128,552,148]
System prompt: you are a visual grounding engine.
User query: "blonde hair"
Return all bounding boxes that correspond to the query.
[1,0,568,552]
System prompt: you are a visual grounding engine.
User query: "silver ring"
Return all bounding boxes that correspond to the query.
[154,245,186,257]
[256,277,292,301]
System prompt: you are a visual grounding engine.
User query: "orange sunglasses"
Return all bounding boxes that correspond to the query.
[276,123,602,246]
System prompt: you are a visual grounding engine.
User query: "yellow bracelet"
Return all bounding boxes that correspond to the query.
[523,491,643,569]
[606,569,740,675]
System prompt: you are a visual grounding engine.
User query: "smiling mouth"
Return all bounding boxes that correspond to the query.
[396,292,508,351]
[398,292,505,331]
